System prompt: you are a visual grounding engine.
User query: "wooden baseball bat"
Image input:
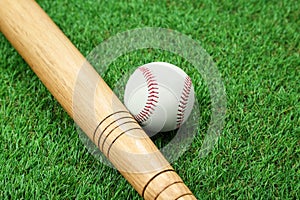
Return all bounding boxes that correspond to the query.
[0,0,196,199]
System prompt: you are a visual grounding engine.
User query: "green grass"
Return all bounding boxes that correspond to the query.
[1,0,299,199]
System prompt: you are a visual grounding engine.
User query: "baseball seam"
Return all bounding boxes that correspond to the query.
[134,67,159,123]
[176,76,192,128]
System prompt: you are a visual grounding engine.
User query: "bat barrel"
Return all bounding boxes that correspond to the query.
[0,0,196,199]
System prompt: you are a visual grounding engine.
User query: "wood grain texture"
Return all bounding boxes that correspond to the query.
[0,0,196,199]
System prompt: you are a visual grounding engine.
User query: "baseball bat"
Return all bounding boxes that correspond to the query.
[0,0,196,199]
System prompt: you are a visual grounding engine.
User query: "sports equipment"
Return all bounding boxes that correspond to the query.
[124,62,195,134]
[0,0,196,199]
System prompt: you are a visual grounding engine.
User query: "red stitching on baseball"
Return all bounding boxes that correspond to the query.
[176,76,192,128]
[134,67,159,123]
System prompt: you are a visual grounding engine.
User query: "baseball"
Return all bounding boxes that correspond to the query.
[124,62,195,134]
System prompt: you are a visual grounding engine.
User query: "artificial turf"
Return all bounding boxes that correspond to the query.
[0,0,299,199]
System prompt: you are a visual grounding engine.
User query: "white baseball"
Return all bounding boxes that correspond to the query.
[124,62,195,134]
